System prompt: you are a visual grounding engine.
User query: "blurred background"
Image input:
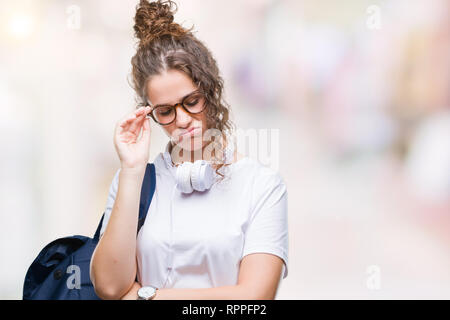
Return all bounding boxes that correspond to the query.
[1,0,449,299]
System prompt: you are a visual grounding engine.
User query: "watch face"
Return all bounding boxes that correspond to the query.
[138,286,156,299]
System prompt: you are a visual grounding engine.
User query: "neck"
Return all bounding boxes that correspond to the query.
[168,133,228,165]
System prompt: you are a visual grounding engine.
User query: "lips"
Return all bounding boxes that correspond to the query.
[178,127,201,141]
[187,127,197,134]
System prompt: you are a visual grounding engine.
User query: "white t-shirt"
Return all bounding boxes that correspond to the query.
[99,150,289,289]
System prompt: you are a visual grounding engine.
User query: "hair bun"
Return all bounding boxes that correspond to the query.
[134,0,189,47]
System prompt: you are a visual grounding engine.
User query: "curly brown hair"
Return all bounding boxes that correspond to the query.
[130,0,235,178]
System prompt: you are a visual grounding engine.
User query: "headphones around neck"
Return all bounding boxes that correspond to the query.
[162,134,235,194]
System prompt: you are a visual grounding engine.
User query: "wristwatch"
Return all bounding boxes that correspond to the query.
[137,286,158,300]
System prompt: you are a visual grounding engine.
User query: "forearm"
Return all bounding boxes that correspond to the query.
[154,285,255,300]
[91,166,146,299]
[122,282,256,300]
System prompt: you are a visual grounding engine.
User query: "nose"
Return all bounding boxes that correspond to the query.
[174,103,192,127]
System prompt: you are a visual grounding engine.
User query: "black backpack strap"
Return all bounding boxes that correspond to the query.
[93,213,105,241]
[135,163,156,284]
[137,163,156,235]
[93,163,156,242]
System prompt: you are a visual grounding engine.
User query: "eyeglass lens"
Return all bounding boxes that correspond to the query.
[152,92,206,125]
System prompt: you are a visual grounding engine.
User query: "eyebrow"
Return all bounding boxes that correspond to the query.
[148,89,199,108]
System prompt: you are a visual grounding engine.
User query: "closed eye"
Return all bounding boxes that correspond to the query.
[185,99,199,107]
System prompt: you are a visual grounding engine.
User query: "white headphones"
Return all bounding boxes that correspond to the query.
[162,133,235,194]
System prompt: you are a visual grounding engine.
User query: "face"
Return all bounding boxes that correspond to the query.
[146,69,208,152]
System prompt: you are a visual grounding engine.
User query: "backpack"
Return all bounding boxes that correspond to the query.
[22,163,156,300]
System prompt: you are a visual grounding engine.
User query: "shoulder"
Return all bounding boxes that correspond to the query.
[234,155,286,192]
[238,152,284,181]
[239,158,288,221]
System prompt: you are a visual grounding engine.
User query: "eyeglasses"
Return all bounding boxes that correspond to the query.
[139,89,208,126]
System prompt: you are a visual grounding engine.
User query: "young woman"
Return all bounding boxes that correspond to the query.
[90,0,288,300]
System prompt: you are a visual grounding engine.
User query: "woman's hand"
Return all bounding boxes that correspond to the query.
[120,281,142,300]
[114,106,152,170]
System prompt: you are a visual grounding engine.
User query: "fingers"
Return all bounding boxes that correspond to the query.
[140,117,151,145]
[142,115,151,134]
[119,114,136,129]
[119,106,150,129]
[129,107,150,133]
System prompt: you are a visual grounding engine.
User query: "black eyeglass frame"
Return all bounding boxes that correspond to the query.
[138,89,208,126]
